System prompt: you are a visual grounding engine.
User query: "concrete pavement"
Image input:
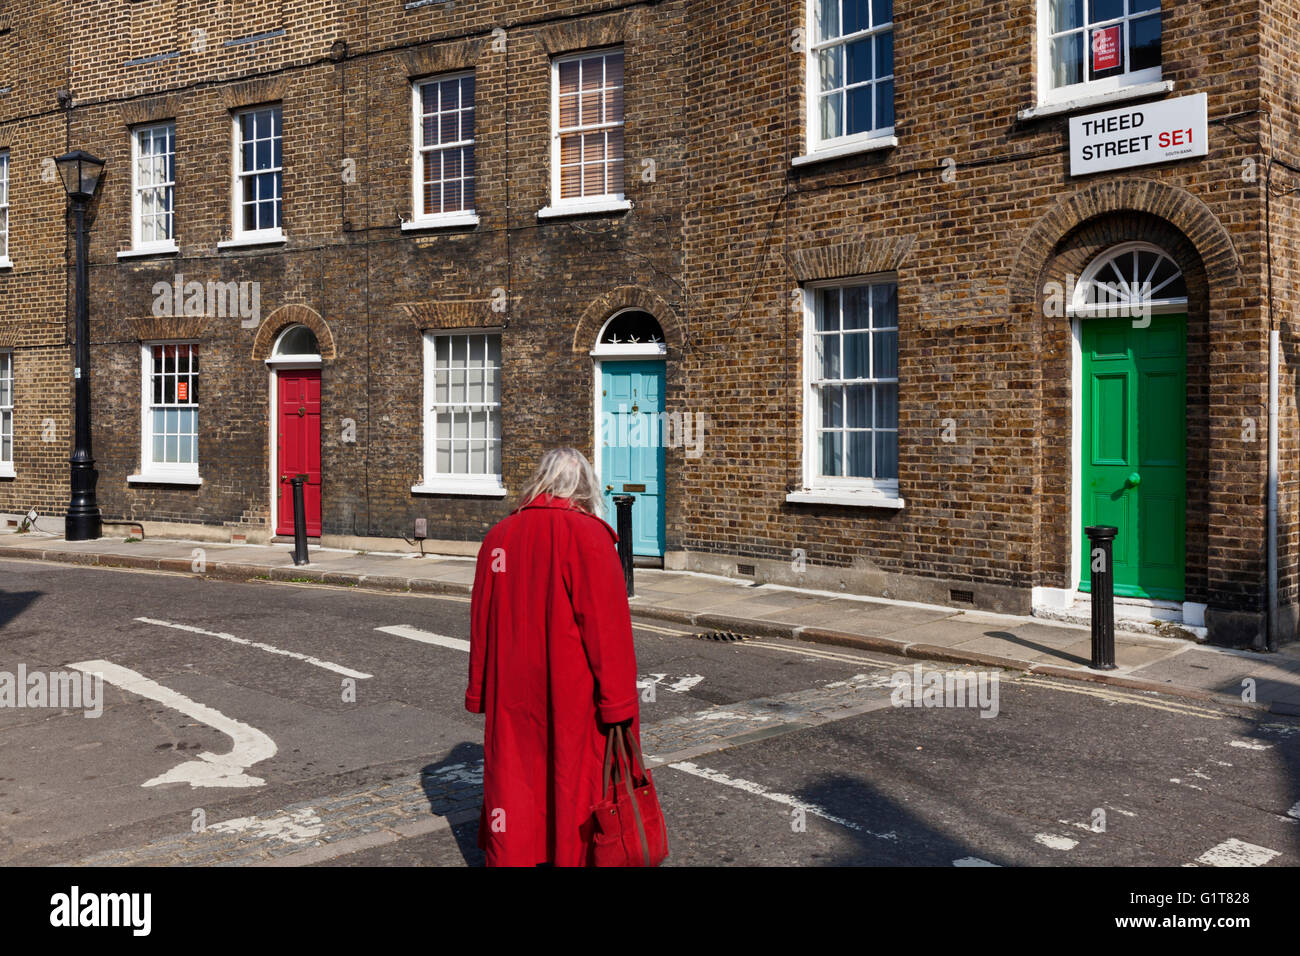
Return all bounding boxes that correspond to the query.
[3,528,1299,716]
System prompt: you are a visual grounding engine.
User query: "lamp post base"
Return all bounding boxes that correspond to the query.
[65,458,101,542]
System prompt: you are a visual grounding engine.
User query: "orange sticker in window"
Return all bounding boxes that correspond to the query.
[177,381,188,402]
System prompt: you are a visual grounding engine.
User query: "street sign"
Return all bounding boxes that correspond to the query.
[1069,92,1207,177]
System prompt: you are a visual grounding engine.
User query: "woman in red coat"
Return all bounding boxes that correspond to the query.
[466,447,640,867]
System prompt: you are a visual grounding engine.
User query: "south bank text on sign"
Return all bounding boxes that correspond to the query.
[1069,93,1207,177]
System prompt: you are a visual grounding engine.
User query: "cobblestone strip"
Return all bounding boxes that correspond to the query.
[77,673,900,867]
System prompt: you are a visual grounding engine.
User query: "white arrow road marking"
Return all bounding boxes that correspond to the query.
[1287,801,1300,822]
[1033,833,1079,851]
[137,618,371,679]
[1194,838,1280,867]
[374,625,470,652]
[953,857,1000,867]
[668,760,897,841]
[637,673,706,694]
[71,660,276,789]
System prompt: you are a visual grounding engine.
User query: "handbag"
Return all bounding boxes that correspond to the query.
[590,723,669,867]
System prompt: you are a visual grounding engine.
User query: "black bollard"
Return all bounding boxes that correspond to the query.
[291,475,309,567]
[613,494,635,597]
[1085,525,1118,670]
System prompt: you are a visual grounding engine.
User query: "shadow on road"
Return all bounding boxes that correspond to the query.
[0,588,42,635]
[420,742,485,866]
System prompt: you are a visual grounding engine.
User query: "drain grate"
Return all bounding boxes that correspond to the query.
[693,631,754,642]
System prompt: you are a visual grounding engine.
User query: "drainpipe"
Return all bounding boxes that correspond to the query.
[1268,328,1279,652]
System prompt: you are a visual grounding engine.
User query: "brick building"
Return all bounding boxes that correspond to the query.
[1,1,1298,648]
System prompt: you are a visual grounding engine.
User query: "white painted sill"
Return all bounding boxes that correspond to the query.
[128,472,203,486]
[118,243,179,259]
[402,212,480,231]
[0,256,13,270]
[786,489,905,509]
[0,465,14,479]
[1017,80,1175,121]
[412,480,508,497]
[217,231,286,250]
[792,135,899,167]
[537,198,631,219]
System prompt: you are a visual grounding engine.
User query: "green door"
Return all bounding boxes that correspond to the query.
[1081,313,1186,601]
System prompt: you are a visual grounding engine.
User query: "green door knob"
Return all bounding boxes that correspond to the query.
[1127,472,1141,487]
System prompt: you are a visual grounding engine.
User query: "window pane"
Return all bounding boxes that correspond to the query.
[820,334,840,379]
[816,288,839,332]
[1089,0,1124,23]
[1130,0,1158,11]
[822,385,843,428]
[1129,14,1161,73]
[874,430,898,480]
[872,0,892,26]
[874,32,893,78]
[844,0,871,35]
[847,38,873,85]
[873,330,898,378]
[872,283,898,326]
[846,431,872,478]
[844,286,871,330]
[1051,32,1084,88]
[875,384,898,429]
[1050,0,1083,32]
[820,92,844,141]
[821,430,842,477]
[847,85,873,135]
[844,331,870,379]
[814,0,839,42]
[875,80,895,130]
[846,384,872,428]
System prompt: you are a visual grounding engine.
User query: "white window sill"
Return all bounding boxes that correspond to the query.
[412,480,508,497]
[128,472,203,486]
[1017,81,1174,121]
[786,489,905,509]
[217,232,286,250]
[792,135,899,167]
[402,212,480,231]
[0,257,13,270]
[537,198,631,219]
[118,243,179,259]
[0,465,14,479]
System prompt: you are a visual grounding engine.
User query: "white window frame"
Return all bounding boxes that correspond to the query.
[0,350,13,477]
[408,72,479,230]
[129,341,202,486]
[0,150,11,269]
[802,0,897,160]
[540,48,630,218]
[127,122,177,256]
[223,105,284,247]
[1035,0,1162,108]
[414,329,507,497]
[788,276,903,509]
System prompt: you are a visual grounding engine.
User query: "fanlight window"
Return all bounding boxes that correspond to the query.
[273,325,320,358]
[1075,243,1187,315]
[599,310,664,347]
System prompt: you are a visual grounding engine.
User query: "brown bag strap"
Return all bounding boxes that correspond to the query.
[613,726,652,865]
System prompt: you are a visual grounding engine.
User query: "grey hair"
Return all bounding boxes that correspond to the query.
[519,447,604,516]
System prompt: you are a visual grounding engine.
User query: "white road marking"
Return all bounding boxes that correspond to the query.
[137,617,372,679]
[1016,676,1223,719]
[632,621,694,636]
[668,761,898,841]
[638,673,705,694]
[71,660,276,788]
[1034,833,1079,851]
[953,857,1000,867]
[747,640,892,669]
[1228,739,1271,751]
[1285,801,1300,822]
[1194,838,1280,867]
[374,625,470,652]
[209,808,324,846]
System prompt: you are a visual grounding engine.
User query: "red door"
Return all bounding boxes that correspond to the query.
[277,370,322,537]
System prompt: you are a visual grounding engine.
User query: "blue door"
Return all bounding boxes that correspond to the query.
[600,361,665,557]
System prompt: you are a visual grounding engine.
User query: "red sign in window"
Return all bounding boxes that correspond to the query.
[1092,25,1121,72]
[177,381,188,402]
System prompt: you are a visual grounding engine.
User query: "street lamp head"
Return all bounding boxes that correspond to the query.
[54,149,106,202]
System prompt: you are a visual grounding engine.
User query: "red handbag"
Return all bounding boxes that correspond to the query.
[590,723,669,867]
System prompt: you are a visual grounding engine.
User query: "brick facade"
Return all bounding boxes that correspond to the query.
[0,1,1293,647]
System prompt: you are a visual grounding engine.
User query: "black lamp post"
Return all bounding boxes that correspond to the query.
[56,149,106,542]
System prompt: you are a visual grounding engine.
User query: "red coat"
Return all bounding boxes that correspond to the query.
[466,493,640,867]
